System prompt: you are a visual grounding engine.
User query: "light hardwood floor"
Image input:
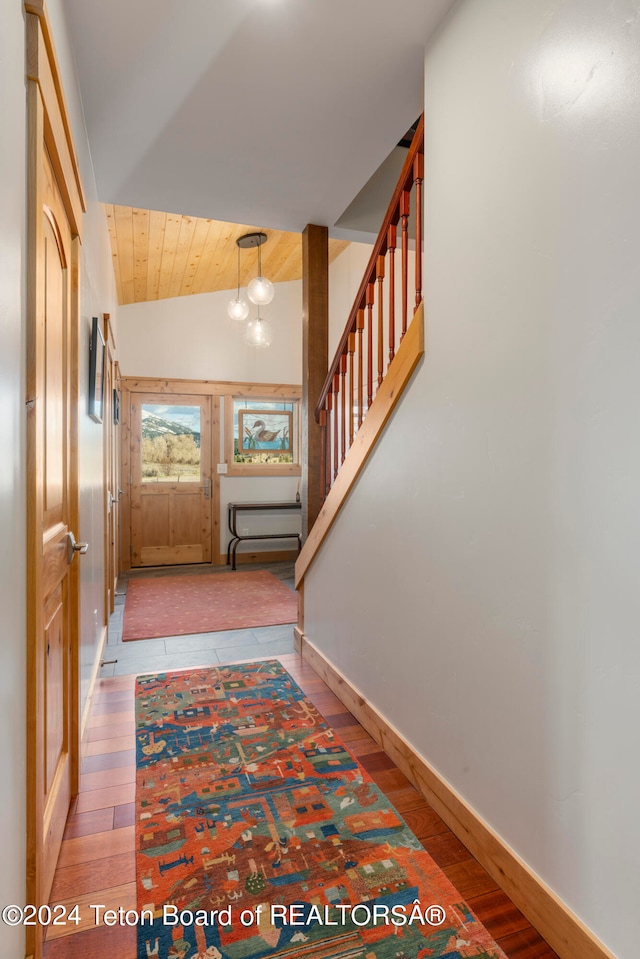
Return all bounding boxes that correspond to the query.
[43,567,559,959]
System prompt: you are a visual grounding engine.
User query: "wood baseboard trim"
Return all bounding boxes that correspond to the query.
[293,626,303,653]
[295,304,424,589]
[80,624,108,746]
[300,634,616,959]
[234,548,299,565]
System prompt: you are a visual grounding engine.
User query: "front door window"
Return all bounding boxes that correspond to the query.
[141,404,202,484]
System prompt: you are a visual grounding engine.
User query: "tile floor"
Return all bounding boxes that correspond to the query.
[99,562,296,679]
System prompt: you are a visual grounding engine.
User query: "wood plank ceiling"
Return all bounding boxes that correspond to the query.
[104,205,349,306]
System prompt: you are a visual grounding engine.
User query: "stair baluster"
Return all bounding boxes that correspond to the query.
[387,224,396,367]
[333,372,340,481]
[348,332,356,449]
[376,255,385,388]
[400,189,410,340]
[414,153,424,314]
[366,282,374,410]
[324,393,332,499]
[356,308,365,429]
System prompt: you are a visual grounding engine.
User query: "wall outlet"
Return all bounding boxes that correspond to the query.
[217,463,228,474]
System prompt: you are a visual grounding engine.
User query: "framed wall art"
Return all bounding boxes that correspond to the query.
[238,409,293,456]
[88,316,105,422]
[222,390,301,476]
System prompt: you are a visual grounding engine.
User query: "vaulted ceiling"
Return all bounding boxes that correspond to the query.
[62,0,456,236]
[104,206,349,305]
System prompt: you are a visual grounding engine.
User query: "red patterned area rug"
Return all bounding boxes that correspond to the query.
[135,660,507,959]
[123,571,297,641]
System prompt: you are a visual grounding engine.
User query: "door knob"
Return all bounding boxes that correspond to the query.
[67,531,89,564]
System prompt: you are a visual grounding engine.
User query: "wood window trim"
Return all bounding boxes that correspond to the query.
[224,392,302,478]
[120,376,302,476]
[120,376,302,399]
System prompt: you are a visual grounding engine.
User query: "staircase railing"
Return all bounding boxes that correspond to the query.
[316,116,424,501]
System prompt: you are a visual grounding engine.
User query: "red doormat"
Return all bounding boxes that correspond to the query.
[135,660,508,959]
[123,570,297,641]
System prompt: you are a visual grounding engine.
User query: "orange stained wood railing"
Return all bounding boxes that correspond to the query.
[316,116,424,501]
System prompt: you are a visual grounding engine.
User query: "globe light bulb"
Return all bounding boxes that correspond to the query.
[227,296,249,321]
[247,275,274,306]
[244,316,273,349]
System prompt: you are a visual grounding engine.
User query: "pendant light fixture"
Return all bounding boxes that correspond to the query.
[227,241,249,321]
[244,305,273,349]
[229,231,275,348]
[246,232,274,306]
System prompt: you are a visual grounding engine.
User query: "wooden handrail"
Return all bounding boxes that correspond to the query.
[315,115,424,421]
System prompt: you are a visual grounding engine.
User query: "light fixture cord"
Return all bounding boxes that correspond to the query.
[257,236,262,278]
[236,243,241,298]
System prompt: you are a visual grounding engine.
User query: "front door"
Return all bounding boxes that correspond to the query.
[130,393,212,565]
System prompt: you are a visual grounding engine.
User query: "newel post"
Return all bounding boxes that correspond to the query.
[301,224,329,540]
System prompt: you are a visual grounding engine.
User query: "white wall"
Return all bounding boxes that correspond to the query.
[117,282,302,383]
[76,205,121,707]
[221,472,301,555]
[0,4,27,952]
[304,2,640,958]
[118,283,304,555]
[43,0,121,711]
[328,242,373,358]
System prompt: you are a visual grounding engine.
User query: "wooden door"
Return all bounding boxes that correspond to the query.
[104,324,120,613]
[130,393,213,566]
[26,85,83,959]
[39,167,76,894]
